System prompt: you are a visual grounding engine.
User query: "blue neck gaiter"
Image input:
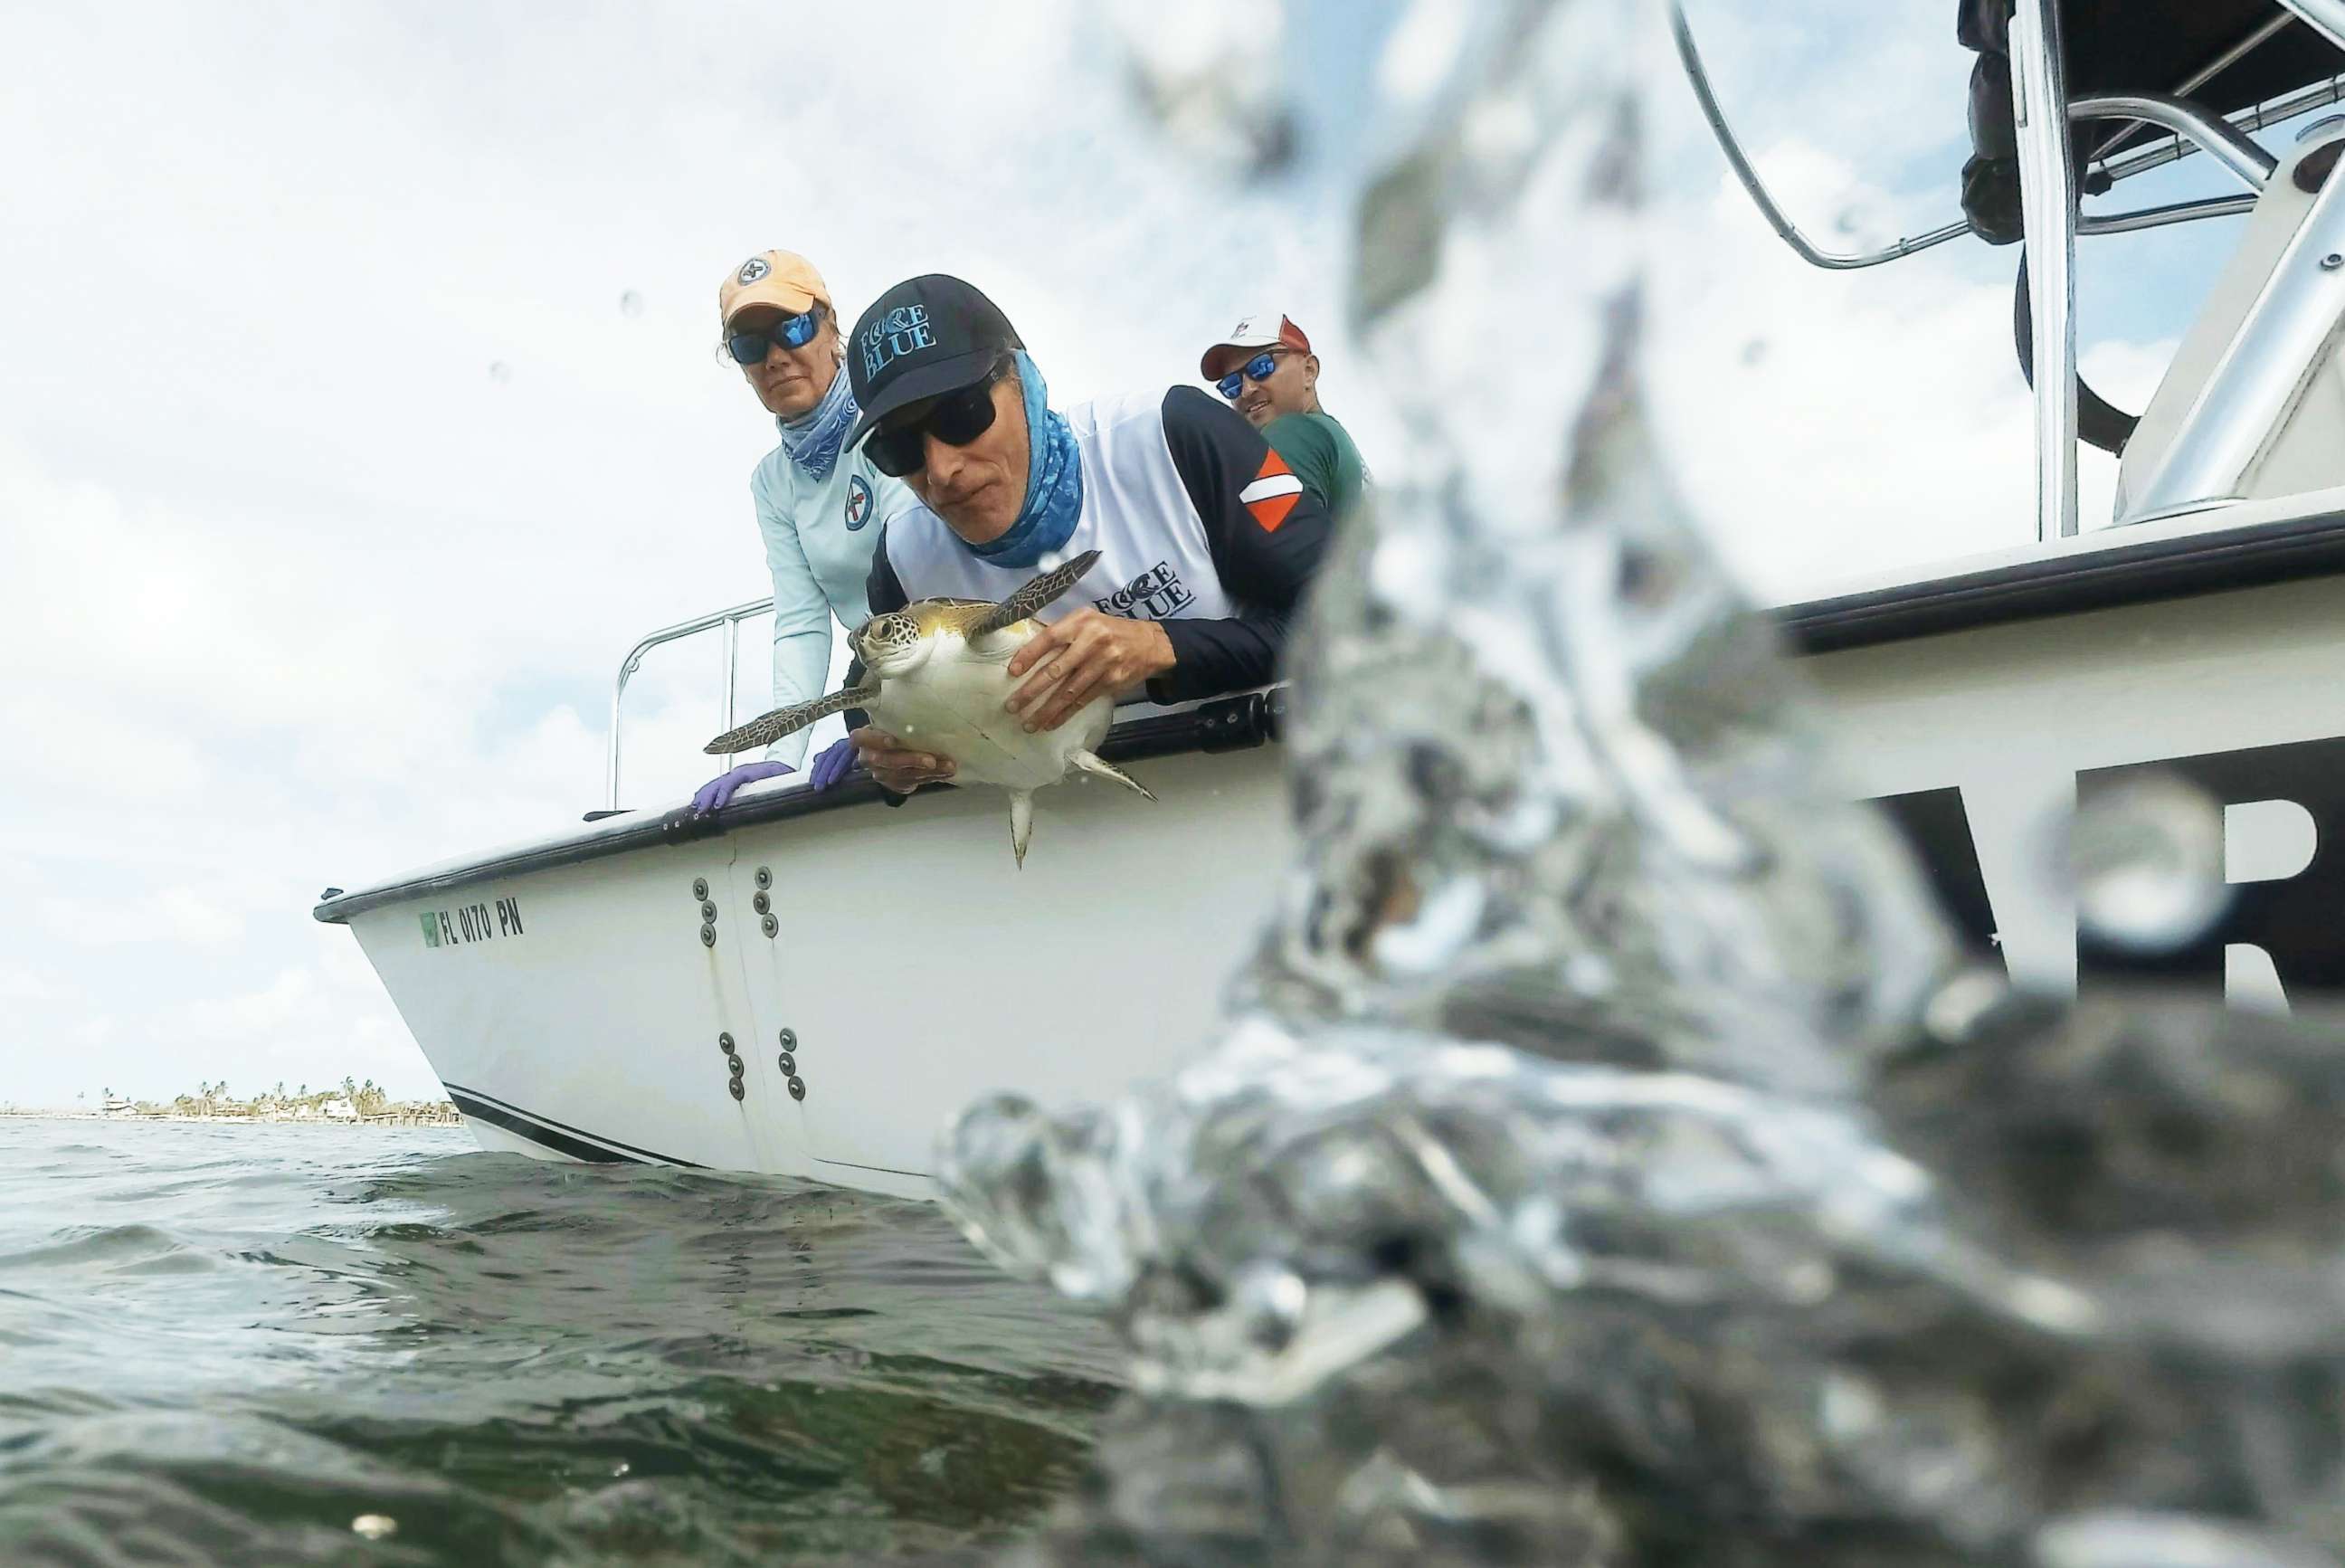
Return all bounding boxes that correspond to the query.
[775,360,857,482]
[967,351,1083,570]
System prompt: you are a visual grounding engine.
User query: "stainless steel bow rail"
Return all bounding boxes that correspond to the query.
[605,595,773,813]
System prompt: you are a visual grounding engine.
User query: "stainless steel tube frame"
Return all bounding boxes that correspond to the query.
[2012,0,2080,542]
[720,615,739,759]
[604,595,774,812]
[2120,156,2345,523]
[2097,75,2345,185]
[1669,2,2316,275]
[2071,93,2277,190]
[1667,2,1972,270]
[2080,194,2258,236]
[2280,0,2345,53]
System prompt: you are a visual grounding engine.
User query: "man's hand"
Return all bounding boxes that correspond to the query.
[850,727,954,795]
[1003,611,1175,733]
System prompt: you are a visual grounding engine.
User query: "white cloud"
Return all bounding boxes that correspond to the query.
[1645,138,2176,601]
[39,886,244,949]
[0,967,56,1002]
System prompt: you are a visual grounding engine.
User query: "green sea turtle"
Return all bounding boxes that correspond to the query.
[703,549,1154,866]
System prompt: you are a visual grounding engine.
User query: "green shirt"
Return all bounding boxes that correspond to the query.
[1263,410,1368,523]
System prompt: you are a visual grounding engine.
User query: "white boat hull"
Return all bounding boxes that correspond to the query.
[326,547,2345,1194]
[340,742,1288,1197]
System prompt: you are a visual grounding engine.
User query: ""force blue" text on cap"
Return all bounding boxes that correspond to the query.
[861,304,935,378]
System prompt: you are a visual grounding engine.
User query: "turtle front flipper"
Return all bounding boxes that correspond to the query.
[705,684,879,755]
[1009,790,1034,869]
[1068,749,1155,801]
[965,549,1103,640]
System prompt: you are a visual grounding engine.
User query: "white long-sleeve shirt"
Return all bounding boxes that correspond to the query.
[748,437,920,766]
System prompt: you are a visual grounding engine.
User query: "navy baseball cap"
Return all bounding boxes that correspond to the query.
[845,274,1024,451]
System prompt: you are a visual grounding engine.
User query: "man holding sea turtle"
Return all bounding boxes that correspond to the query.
[838,275,1335,798]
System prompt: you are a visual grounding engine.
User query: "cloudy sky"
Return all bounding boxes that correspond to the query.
[0,0,2283,1106]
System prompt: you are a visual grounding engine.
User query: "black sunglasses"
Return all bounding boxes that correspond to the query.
[725,305,825,366]
[864,365,1010,478]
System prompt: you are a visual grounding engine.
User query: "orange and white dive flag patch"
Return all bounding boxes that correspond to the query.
[1239,449,1305,532]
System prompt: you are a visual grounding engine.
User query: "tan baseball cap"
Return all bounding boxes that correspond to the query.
[717,250,831,325]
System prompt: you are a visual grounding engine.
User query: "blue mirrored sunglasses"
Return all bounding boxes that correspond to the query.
[1216,350,1283,401]
[726,306,825,365]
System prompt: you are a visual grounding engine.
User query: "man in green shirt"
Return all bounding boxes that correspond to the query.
[1200,311,1369,522]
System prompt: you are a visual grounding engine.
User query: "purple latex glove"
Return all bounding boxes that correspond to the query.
[807,736,859,793]
[690,759,793,816]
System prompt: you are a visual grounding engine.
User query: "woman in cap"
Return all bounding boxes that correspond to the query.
[690,251,921,814]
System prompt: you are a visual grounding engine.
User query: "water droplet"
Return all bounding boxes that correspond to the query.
[488,361,513,385]
[619,290,645,318]
[611,1459,631,1478]
[2074,772,2230,954]
[351,1514,398,1540]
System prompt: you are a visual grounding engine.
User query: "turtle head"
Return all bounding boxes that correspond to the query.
[855,611,931,674]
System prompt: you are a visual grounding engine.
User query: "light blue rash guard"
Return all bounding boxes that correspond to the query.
[748,438,921,766]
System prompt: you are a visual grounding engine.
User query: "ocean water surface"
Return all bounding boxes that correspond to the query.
[0,1118,1121,1566]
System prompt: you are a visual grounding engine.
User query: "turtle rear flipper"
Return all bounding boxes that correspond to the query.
[1068,749,1155,801]
[705,684,879,755]
[1008,790,1034,870]
[965,549,1103,640]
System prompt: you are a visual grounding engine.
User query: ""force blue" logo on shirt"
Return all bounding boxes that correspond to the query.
[843,473,873,530]
[1097,561,1194,620]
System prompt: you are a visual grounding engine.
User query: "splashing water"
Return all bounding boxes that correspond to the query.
[939,1,2345,1563]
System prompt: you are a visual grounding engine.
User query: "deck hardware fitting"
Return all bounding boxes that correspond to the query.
[728,1079,745,1103]
[728,1058,745,1080]
[718,1032,735,1051]
[787,1077,806,1101]
[692,878,708,899]
[753,891,771,914]
[755,867,772,889]
[2325,252,2343,269]
[699,924,716,946]
[779,1028,797,1050]
[777,1053,795,1075]
[761,915,779,937]
[700,900,717,921]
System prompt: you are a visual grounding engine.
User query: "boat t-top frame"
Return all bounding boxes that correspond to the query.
[1672,0,2345,543]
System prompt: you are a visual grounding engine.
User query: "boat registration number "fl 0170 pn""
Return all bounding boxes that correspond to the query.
[419,897,525,950]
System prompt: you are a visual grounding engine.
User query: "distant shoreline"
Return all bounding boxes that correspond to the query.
[0,1109,463,1129]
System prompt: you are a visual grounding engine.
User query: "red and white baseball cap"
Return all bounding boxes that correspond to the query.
[1200,311,1312,379]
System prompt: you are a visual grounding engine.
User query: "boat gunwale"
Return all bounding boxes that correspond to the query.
[1780,499,2345,653]
[312,688,1286,924]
